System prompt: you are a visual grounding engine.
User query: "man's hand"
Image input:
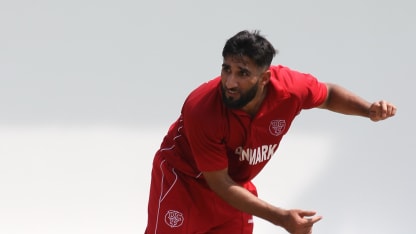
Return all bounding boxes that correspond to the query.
[281,209,322,234]
[203,169,321,233]
[369,100,397,122]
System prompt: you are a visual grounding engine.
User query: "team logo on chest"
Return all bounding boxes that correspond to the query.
[269,120,286,136]
[165,210,184,228]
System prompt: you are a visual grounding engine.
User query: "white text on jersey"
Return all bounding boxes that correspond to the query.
[234,144,278,165]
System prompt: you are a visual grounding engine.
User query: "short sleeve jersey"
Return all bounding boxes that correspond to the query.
[160,65,327,183]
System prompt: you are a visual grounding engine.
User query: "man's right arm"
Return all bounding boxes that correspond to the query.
[203,168,322,233]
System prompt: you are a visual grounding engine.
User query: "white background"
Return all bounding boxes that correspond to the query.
[0,0,414,233]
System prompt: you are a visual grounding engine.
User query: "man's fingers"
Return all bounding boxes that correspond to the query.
[387,103,397,116]
[298,210,323,224]
[381,100,388,118]
[369,100,397,121]
[305,215,323,224]
[286,210,322,234]
[298,210,317,217]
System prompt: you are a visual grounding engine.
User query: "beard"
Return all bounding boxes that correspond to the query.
[221,82,259,109]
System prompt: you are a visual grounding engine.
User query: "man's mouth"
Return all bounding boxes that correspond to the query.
[226,89,239,95]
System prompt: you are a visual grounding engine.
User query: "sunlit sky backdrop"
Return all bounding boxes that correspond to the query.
[0,0,414,233]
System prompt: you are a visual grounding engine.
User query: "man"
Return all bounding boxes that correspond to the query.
[144,30,396,234]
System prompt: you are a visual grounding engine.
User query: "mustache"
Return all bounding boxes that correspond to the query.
[222,85,239,93]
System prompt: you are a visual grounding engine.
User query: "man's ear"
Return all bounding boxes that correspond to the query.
[260,70,271,85]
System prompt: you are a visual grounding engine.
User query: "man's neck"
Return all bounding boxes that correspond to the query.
[241,86,268,118]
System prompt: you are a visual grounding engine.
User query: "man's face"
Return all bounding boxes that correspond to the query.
[220,55,264,109]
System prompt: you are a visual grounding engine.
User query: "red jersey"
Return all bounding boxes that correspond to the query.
[159,65,327,183]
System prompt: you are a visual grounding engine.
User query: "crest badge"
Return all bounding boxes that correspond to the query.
[269,120,286,136]
[165,210,184,228]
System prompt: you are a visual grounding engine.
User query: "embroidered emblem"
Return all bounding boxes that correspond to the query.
[165,210,184,228]
[269,120,286,136]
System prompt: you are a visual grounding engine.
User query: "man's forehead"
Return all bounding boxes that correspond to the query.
[223,55,255,68]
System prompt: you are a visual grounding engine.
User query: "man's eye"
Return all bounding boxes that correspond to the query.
[222,67,231,73]
[240,71,249,76]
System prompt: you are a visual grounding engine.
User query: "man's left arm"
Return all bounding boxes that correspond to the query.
[318,83,397,121]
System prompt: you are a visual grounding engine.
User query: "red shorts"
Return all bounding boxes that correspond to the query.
[145,153,257,234]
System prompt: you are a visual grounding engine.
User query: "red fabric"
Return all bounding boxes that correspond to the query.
[162,65,327,183]
[145,153,255,233]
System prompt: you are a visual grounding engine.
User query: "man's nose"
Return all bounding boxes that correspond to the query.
[224,73,238,89]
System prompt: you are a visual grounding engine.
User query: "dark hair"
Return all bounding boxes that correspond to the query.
[222,30,277,68]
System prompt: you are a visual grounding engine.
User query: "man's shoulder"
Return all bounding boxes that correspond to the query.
[270,65,314,86]
[186,77,221,102]
[181,77,228,136]
[270,65,298,77]
[183,77,223,117]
